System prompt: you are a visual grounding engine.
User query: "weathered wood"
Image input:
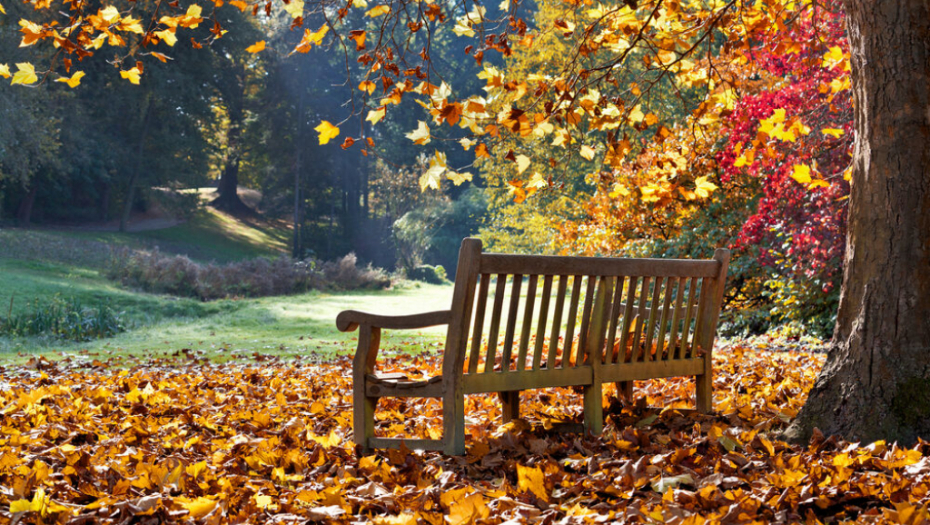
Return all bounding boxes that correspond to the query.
[485,275,507,373]
[441,238,482,455]
[517,275,538,372]
[369,438,445,451]
[655,277,677,360]
[563,276,583,367]
[339,238,730,455]
[643,277,664,361]
[481,254,722,278]
[632,276,651,362]
[501,274,523,372]
[533,275,553,370]
[618,277,638,364]
[464,365,593,393]
[547,275,569,368]
[696,249,730,414]
[669,278,687,359]
[467,273,491,374]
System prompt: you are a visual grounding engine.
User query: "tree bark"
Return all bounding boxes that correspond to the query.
[120,95,152,233]
[211,101,254,216]
[785,0,930,445]
[17,186,38,226]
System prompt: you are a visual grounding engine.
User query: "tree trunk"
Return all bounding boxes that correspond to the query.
[211,103,254,216]
[17,186,38,226]
[784,0,930,445]
[120,96,152,233]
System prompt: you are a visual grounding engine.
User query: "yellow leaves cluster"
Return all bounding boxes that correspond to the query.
[1,344,929,523]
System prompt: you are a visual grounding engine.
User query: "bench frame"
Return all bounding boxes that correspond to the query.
[336,238,729,455]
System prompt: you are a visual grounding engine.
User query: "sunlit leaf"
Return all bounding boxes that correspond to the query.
[245,40,265,53]
[314,121,340,145]
[11,62,37,85]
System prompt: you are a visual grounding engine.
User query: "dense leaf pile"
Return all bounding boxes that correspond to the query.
[2,347,928,523]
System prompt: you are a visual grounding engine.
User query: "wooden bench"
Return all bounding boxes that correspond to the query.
[336,238,730,455]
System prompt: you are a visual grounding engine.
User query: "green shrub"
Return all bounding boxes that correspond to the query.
[406,265,448,284]
[0,296,124,341]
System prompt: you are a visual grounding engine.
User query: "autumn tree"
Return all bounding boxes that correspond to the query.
[6,0,930,444]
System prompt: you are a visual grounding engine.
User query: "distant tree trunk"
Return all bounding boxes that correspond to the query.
[98,180,110,222]
[785,0,930,445]
[292,92,304,259]
[211,102,254,216]
[120,96,152,233]
[17,186,38,226]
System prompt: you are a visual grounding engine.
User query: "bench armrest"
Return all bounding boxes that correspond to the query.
[336,309,452,332]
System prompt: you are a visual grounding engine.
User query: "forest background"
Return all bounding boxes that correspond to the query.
[0,0,850,340]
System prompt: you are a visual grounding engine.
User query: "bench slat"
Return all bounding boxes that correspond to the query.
[369,438,445,451]
[484,274,507,373]
[468,273,491,374]
[681,277,699,358]
[463,365,593,393]
[604,276,625,365]
[644,276,664,361]
[517,275,538,372]
[480,254,721,278]
[578,276,597,366]
[563,276,583,368]
[668,278,687,360]
[501,274,522,372]
[655,277,677,360]
[547,275,568,369]
[533,275,553,370]
[600,358,704,383]
[632,276,651,362]
[617,276,638,364]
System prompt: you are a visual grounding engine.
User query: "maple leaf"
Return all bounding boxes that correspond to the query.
[366,5,390,17]
[447,171,473,186]
[155,29,177,46]
[11,62,38,85]
[366,106,386,125]
[0,2,5,14]
[54,71,84,88]
[405,120,431,145]
[694,176,718,199]
[120,67,142,84]
[293,24,328,53]
[515,154,531,174]
[790,164,812,184]
[284,0,304,17]
[0,64,10,78]
[517,464,549,501]
[580,145,596,161]
[245,40,265,53]
[314,121,340,145]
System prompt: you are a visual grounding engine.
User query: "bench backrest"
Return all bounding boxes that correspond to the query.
[441,238,729,382]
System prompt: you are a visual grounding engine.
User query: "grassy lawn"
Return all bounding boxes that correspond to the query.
[0,255,450,364]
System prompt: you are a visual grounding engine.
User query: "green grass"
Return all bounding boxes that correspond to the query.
[0,256,450,364]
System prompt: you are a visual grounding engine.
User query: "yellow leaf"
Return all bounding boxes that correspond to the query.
[579,145,595,161]
[822,128,844,138]
[366,106,386,125]
[230,0,248,11]
[120,67,142,85]
[100,5,121,24]
[447,493,489,525]
[694,176,718,199]
[808,179,831,189]
[790,164,812,185]
[284,0,303,18]
[526,171,547,189]
[419,163,445,191]
[628,104,645,124]
[447,171,473,186]
[245,40,265,53]
[9,498,39,513]
[405,120,431,145]
[254,494,276,510]
[0,64,10,78]
[11,62,37,85]
[0,2,6,14]
[358,80,376,94]
[515,154,530,174]
[459,137,476,150]
[517,464,548,501]
[366,5,390,17]
[175,496,217,519]
[54,71,84,88]
[294,24,328,53]
[372,513,417,525]
[822,45,846,69]
[155,29,177,46]
[314,121,340,145]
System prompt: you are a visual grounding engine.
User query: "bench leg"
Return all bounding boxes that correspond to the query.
[500,391,519,423]
[696,373,712,413]
[614,381,633,402]
[443,391,466,455]
[583,382,604,436]
[353,394,377,454]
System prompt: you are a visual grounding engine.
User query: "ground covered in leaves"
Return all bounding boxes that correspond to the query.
[2,347,930,524]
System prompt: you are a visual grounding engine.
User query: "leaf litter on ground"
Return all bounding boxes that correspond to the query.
[2,345,929,524]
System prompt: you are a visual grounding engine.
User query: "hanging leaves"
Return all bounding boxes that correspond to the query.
[314,120,340,145]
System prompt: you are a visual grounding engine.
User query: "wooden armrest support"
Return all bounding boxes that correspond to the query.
[336,309,452,332]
